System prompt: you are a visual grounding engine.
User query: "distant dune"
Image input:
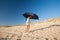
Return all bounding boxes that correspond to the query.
[0,17,60,40]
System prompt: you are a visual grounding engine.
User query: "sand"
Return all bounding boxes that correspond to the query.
[0,18,60,40]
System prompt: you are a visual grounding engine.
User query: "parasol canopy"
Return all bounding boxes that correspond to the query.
[23,12,39,19]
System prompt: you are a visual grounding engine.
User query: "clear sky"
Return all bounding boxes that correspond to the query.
[0,0,60,25]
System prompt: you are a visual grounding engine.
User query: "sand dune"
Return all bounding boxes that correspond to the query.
[0,18,60,40]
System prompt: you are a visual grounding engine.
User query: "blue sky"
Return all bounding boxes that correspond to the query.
[0,0,60,25]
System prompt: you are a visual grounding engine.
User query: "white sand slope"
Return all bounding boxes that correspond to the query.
[0,18,60,40]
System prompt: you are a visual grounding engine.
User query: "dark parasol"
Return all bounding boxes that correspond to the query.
[23,12,39,19]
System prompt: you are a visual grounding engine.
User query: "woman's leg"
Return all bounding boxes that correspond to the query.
[26,24,30,32]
